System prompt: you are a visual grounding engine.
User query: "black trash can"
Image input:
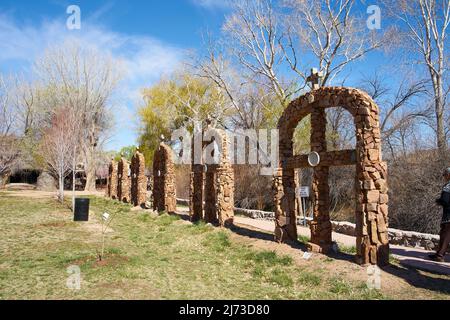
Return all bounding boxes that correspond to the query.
[74,198,90,221]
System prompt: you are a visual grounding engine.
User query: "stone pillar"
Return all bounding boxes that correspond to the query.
[204,169,217,223]
[131,151,148,207]
[190,164,204,221]
[273,168,284,241]
[152,143,176,213]
[308,107,333,253]
[215,130,234,226]
[108,160,118,199]
[274,127,297,243]
[164,148,177,213]
[355,102,389,266]
[118,158,131,203]
[216,162,234,227]
[153,165,163,212]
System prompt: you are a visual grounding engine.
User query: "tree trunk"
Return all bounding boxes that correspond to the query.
[0,173,9,189]
[59,174,64,203]
[434,78,447,156]
[72,155,76,211]
[85,168,96,191]
[84,144,97,191]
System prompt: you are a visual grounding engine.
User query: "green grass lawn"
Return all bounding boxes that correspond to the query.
[0,193,446,300]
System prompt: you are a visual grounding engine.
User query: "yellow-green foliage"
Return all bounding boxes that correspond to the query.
[137,72,228,166]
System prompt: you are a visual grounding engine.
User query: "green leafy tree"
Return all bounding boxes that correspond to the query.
[114,145,137,162]
[137,71,230,166]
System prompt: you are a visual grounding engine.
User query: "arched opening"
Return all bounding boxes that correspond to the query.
[189,126,234,227]
[326,107,357,222]
[274,87,389,266]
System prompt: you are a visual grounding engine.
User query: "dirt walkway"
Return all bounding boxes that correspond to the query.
[2,184,105,199]
[232,215,450,276]
[1,189,448,299]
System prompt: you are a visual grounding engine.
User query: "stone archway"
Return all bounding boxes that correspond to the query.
[153,142,177,213]
[107,159,118,199]
[131,150,148,207]
[118,157,131,203]
[189,125,235,227]
[273,86,389,266]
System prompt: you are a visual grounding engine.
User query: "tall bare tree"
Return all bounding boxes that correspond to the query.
[199,0,387,136]
[0,74,21,187]
[283,0,385,86]
[34,41,122,191]
[393,0,449,154]
[222,0,291,106]
[40,108,79,202]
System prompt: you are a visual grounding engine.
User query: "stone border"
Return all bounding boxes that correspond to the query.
[176,198,440,251]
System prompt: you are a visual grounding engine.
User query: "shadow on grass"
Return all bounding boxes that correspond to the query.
[172,209,450,295]
[382,262,450,295]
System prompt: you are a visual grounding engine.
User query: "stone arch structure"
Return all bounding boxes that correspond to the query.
[131,150,148,207]
[152,142,176,213]
[107,159,118,199]
[273,86,389,266]
[117,157,131,203]
[189,126,234,227]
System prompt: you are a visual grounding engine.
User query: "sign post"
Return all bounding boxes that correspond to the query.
[298,186,310,226]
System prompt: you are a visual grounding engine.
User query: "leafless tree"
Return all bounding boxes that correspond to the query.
[34,41,122,191]
[392,0,450,154]
[222,0,292,106]
[0,135,20,188]
[362,73,429,135]
[0,74,21,187]
[199,0,387,137]
[40,108,79,203]
[0,75,18,136]
[282,0,386,86]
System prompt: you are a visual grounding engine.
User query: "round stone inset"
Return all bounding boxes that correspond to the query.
[308,151,320,167]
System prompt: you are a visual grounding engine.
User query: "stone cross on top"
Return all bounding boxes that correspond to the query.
[306,68,323,90]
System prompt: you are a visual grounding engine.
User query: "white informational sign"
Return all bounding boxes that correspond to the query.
[299,186,310,198]
[302,252,312,260]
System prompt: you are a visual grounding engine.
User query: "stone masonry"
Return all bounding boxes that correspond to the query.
[153,142,176,213]
[107,159,118,199]
[118,157,131,203]
[215,131,234,227]
[274,84,389,266]
[131,150,148,207]
[189,125,235,227]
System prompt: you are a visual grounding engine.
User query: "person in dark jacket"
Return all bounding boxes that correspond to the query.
[429,167,450,262]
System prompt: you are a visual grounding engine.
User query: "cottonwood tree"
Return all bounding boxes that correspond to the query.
[221,0,292,106]
[361,73,430,157]
[391,0,449,154]
[138,71,230,165]
[35,41,122,191]
[215,0,386,106]
[0,74,21,187]
[283,0,386,86]
[40,108,80,203]
[199,0,387,151]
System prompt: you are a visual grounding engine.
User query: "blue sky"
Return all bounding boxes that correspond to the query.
[0,0,230,150]
[0,1,435,151]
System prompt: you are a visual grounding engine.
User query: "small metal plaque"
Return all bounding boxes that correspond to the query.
[308,151,320,167]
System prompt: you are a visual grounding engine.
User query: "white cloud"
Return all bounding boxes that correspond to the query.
[0,13,186,149]
[191,0,230,9]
